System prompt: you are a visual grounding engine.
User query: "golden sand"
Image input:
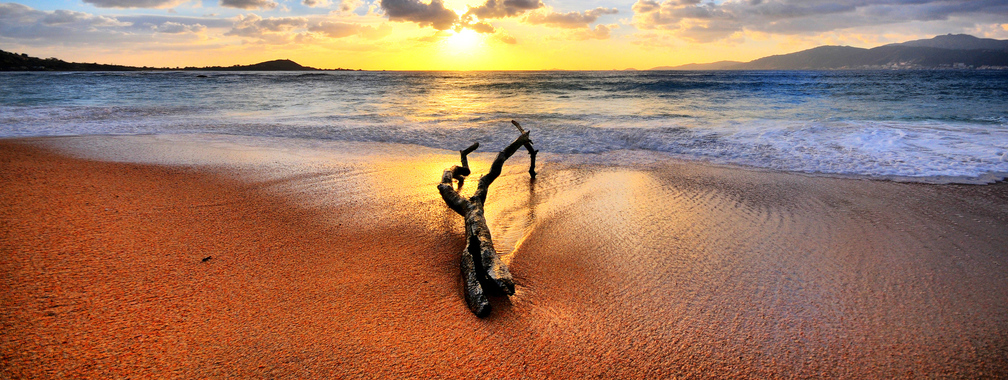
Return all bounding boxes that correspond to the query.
[2,138,1006,377]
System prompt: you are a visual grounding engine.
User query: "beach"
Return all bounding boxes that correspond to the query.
[2,136,1007,378]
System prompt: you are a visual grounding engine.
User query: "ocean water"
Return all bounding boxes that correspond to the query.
[2,70,1007,183]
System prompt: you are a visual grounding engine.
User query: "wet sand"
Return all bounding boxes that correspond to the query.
[2,137,1007,378]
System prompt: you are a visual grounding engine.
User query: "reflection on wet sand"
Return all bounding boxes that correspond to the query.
[3,136,1006,378]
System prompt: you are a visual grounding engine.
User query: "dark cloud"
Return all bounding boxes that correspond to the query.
[525,7,618,29]
[378,0,458,30]
[220,0,278,10]
[81,0,188,8]
[632,0,1008,42]
[465,0,544,19]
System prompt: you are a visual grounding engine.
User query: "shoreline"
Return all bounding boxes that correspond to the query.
[17,133,1008,186]
[2,136,1006,377]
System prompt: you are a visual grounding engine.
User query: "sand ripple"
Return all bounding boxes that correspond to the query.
[3,137,1006,378]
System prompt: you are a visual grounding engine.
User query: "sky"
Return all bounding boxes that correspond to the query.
[1,0,1007,70]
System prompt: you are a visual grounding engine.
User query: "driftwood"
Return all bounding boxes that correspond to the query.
[438,120,538,317]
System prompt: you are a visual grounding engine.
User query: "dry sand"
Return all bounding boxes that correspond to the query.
[1,137,1006,378]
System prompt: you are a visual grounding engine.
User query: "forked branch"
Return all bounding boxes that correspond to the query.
[438,121,538,317]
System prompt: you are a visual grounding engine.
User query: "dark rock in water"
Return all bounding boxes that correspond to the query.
[196,74,208,78]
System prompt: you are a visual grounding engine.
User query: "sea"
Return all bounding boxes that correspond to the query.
[2,70,1007,183]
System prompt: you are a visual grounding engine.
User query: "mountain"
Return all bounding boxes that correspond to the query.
[0,50,328,71]
[655,34,1008,70]
[742,46,867,70]
[890,34,1008,50]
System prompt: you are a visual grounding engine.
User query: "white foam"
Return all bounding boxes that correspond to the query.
[716,120,1008,182]
[3,105,1006,184]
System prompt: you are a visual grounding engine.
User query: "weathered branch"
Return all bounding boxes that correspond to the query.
[437,178,469,216]
[438,142,480,216]
[438,123,537,317]
[472,131,529,204]
[459,142,479,173]
[511,120,538,179]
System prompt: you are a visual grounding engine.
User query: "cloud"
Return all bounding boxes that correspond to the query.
[39,9,123,26]
[117,15,232,29]
[303,0,362,12]
[378,0,458,30]
[224,13,389,43]
[525,7,618,29]
[570,23,616,40]
[519,6,618,41]
[0,2,33,18]
[0,3,130,39]
[464,0,544,20]
[631,0,1008,42]
[153,21,207,34]
[0,1,401,64]
[494,30,516,44]
[81,0,189,8]
[309,21,392,39]
[308,21,357,37]
[375,0,554,36]
[337,0,364,12]
[0,3,212,47]
[225,14,307,40]
[220,0,279,10]
[415,30,450,43]
[469,21,495,33]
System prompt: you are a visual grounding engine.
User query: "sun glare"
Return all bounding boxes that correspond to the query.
[446,28,481,51]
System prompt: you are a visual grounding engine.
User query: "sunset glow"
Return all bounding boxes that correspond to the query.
[1,1,1007,70]
[446,28,481,52]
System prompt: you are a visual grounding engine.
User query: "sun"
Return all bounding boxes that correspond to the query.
[445,28,482,51]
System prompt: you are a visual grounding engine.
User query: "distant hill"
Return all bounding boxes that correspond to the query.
[652,61,743,70]
[742,46,867,70]
[654,34,1008,70]
[740,44,1008,70]
[0,50,340,71]
[193,59,316,71]
[1,49,138,71]
[890,34,1008,50]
